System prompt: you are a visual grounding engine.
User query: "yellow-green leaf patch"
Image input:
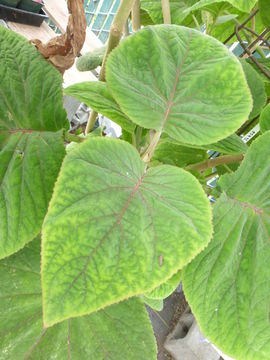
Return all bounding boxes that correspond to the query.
[42,137,212,326]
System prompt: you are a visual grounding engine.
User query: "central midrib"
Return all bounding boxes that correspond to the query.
[160,32,192,129]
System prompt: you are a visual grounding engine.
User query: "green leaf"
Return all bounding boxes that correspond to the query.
[152,140,207,167]
[76,46,106,72]
[0,131,65,259]
[184,0,257,13]
[206,134,248,154]
[260,104,270,133]
[183,132,270,360]
[64,81,135,133]
[259,0,270,27]
[164,133,248,154]
[141,0,198,25]
[0,239,157,360]
[106,25,252,146]
[241,60,267,120]
[142,296,164,311]
[247,58,270,84]
[0,27,68,132]
[145,270,181,299]
[42,137,212,326]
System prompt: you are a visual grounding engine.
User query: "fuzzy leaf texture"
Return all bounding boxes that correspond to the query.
[183,132,270,360]
[42,137,212,326]
[106,25,252,146]
[0,238,157,359]
[0,28,68,258]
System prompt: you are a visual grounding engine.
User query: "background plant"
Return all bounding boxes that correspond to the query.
[0,0,269,359]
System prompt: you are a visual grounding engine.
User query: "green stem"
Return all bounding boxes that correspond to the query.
[142,130,162,163]
[186,154,244,172]
[161,0,171,24]
[132,0,141,31]
[135,126,143,150]
[85,0,135,134]
[192,14,201,31]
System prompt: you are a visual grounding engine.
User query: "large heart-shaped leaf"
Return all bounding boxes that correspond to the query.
[0,239,157,359]
[0,132,65,259]
[0,27,68,258]
[183,132,270,360]
[42,137,212,326]
[64,82,135,133]
[184,0,257,13]
[106,26,252,146]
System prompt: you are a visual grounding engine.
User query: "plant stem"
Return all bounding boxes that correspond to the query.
[85,0,135,134]
[132,0,141,31]
[186,154,244,172]
[124,20,130,37]
[142,130,162,163]
[161,0,171,24]
[135,126,143,150]
[192,14,201,31]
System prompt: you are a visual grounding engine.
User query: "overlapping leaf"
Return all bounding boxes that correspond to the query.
[145,270,181,299]
[42,137,212,326]
[260,104,270,133]
[140,0,198,25]
[152,140,207,167]
[184,0,257,13]
[241,60,267,120]
[64,81,135,133]
[259,0,270,27]
[106,25,252,146]
[0,28,68,258]
[0,239,157,359]
[183,132,270,360]
[0,27,68,132]
[0,132,65,259]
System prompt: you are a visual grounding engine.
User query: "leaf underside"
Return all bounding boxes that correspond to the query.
[183,132,270,360]
[106,25,252,146]
[42,137,212,326]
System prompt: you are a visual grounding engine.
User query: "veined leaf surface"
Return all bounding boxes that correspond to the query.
[42,137,212,326]
[0,239,157,360]
[183,132,270,360]
[0,131,65,259]
[0,27,68,258]
[0,27,68,132]
[106,26,252,146]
